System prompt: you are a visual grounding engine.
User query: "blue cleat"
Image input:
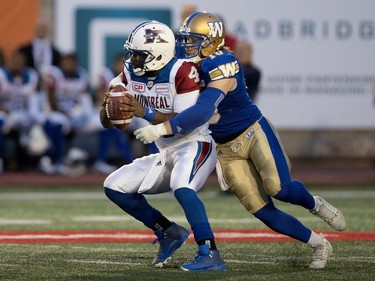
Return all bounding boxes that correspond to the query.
[180,244,227,271]
[152,223,190,267]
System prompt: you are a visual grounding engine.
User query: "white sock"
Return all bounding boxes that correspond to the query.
[311,196,320,211]
[307,231,324,248]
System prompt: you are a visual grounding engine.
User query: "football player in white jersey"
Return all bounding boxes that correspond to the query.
[0,51,41,172]
[40,53,94,174]
[100,21,226,271]
[135,12,347,269]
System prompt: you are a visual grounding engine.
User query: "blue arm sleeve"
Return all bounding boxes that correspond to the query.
[169,87,225,134]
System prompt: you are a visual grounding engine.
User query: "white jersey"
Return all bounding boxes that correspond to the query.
[0,67,40,132]
[104,57,216,194]
[0,66,38,113]
[41,65,94,132]
[41,65,92,117]
[121,57,211,150]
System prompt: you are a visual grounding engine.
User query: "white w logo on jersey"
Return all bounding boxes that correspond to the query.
[209,61,240,81]
[218,62,236,77]
[218,62,238,77]
[208,21,224,38]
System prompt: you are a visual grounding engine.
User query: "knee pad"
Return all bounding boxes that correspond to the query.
[274,179,311,207]
[276,180,306,201]
[274,181,294,202]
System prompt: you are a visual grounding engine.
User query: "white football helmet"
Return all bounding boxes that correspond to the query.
[124,20,175,76]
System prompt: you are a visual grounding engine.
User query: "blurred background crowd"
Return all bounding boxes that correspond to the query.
[0,0,374,183]
[0,21,170,175]
[0,2,261,176]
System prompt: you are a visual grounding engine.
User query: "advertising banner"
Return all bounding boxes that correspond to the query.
[55,0,375,128]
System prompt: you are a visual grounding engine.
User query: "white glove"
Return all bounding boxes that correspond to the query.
[134,123,167,144]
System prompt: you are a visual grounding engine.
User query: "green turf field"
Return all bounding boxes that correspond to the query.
[0,185,374,281]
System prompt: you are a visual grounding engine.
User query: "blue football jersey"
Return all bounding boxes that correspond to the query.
[200,50,262,142]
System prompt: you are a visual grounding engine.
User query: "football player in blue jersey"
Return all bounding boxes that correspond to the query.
[134,12,346,269]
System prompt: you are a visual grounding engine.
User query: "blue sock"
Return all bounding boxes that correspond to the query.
[113,129,134,163]
[274,180,315,209]
[44,121,65,163]
[98,129,134,163]
[254,200,312,243]
[104,187,162,230]
[97,130,111,162]
[174,188,214,242]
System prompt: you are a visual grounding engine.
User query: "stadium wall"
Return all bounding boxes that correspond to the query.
[44,0,375,169]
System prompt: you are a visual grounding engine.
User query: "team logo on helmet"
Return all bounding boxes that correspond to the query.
[144,29,169,44]
[207,21,224,38]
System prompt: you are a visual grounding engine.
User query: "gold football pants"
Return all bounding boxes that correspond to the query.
[216,117,291,213]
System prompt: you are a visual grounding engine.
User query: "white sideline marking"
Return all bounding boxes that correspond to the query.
[0,231,340,241]
[0,192,105,201]
[72,216,136,222]
[0,263,17,267]
[70,246,147,253]
[334,256,375,263]
[227,256,375,264]
[71,215,318,224]
[1,190,375,201]
[64,257,374,268]
[0,215,320,226]
[0,219,51,225]
[66,259,142,266]
[226,259,275,264]
[0,233,155,240]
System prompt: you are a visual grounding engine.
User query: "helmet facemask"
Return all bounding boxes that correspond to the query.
[124,48,155,76]
[176,32,209,63]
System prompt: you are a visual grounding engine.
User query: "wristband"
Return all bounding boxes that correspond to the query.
[143,107,156,122]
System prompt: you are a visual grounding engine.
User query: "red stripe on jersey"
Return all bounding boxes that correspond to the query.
[122,68,128,86]
[175,61,200,95]
[189,142,212,182]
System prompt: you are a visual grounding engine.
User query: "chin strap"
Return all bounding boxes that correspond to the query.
[133,67,145,76]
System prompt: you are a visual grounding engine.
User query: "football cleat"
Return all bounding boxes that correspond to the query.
[309,234,333,269]
[180,244,227,271]
[152,223,190,267]
[310,196,346,231]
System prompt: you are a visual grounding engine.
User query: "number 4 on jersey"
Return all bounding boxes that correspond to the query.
[188,66,200,82]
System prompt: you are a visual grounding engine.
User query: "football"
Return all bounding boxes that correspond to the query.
[106,84,133,130]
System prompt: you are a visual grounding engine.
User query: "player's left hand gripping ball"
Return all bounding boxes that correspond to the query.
[106,84,133,130]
